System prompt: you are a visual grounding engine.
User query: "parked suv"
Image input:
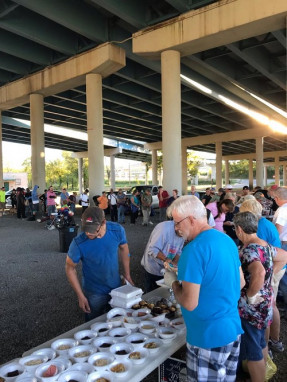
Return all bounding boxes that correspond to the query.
[125,185,159,209]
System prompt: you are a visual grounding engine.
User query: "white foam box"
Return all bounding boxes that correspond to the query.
[110,285,143,300]
[109,296,142,309]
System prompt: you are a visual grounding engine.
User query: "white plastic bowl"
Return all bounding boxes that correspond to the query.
[88,352,115,371]
[109,360,132,379]
[157,327,177,339]
[131,308,151,319]
[109,343,134,360]
[90,322,112,337]
[143,338,163,354]
[0,362,25,382]
[51,338,78,356]
[74,330,97,345]
[128,348,149,365]
[139,320,158,335]
[35,360,66,382]
[158,318,171,328]
[68,345,95,363]
[150,312,166,323]
[122,316,139,330]
[68,363,95,374]
[106,307,126,327]
[170,318,186,331]
[57,370,87,382]
[92,336,116,352]
[125,333,148,350]
[53,358,72,369]
[15,376,37,382]
[87,370,114,382]
[19,355,48,373]
[108,327,131,341]
[32,348,56,362]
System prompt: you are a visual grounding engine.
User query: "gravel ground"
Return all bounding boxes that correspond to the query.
[0,208,286,381]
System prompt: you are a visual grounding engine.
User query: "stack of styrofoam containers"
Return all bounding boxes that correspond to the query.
[109,285,143,308]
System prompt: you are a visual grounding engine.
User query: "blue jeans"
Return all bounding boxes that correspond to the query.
[279,243,287,308]
[117,205,125,223]
[84,290,111,322]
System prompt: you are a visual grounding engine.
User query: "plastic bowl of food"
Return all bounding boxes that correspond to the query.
[107,308,126,327]
[19,355,48,374]
[15,376,37,382]
[0,362,25,382]
[109,343,134,360]
[35,359,66,382]
[88,352,115,371]
[74,330,97,345]
[109,360,132,379]
[143,338,163,354]
[92,336,116,352]
[170,318,186,331]
[87,370,114,382]
[122,316,139,330]
[57,370,87,382]
[108,327,131,341]
[32,348,56,362]
[125,333,148,350]
[132,308,151,319]
[139,320,158,335]
[51,338,78,357]
[68,363,95,374]
[68,345,95,363]
[157,327,177,340]
[90,322,112,337]
[128,348,149,365]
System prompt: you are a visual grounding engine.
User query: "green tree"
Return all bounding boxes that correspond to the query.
[22,158,32,187]
[61,151,78,189]
[187,151,201,178]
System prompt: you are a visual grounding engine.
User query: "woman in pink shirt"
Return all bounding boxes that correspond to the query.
[207,199,234,232]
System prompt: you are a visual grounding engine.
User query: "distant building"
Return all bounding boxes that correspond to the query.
[3,172,28,191]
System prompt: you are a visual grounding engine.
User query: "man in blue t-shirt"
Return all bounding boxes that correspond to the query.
[65,207,134,321]
[164,196,244,382]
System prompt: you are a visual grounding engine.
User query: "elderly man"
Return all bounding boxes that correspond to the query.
[65,207,134,321]
[164,195,244,382]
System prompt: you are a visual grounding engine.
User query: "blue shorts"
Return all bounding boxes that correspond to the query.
[240,318,266,361]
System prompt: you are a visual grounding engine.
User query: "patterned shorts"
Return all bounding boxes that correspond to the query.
[186,335,241,382]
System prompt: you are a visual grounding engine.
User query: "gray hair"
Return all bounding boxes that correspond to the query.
[274,187,287,201]
[239,199,262,219]
[233,211,258,234]
[167,195,207,221]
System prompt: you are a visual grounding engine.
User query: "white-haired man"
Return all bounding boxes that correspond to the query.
[164,195,245,382]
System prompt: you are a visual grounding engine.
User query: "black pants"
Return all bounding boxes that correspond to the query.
[17,204,26,219]
[110,205,117,221]
[144,269,162,294]
[130,210,138,224]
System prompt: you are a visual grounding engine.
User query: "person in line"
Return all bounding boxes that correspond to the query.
[116,189,126,224]
[31,185,40,220]
[210,187,225,203]
[25,188,33,217]
[16,187,26,219]
[60,188,70,206]
[206,198,235,232]
[97,191,108,213]
[233,212,287,382]
[46,186,57,216]
[167,189,179,206]
[108,188,118,222]
[65,207,134,321]
[130,189,140,225]
[236,186,250,205]
[164,196,244,382]
[39,189,47,214]
[158,186,169,221]
[80,189,89,214]
[0,186,5,217]
[11,189,17,209]
[68,192,77,214]
[201,187,212,206]
[190,185,199,199]
[141,188,153,226]
[141,220,185,293]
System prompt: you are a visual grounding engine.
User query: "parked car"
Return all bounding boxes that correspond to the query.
[125,185,159,209]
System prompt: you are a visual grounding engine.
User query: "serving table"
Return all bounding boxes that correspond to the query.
[21,287,186,382]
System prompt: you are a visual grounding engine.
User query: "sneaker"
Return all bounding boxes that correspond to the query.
[269,339,284,352]
[149,221,154,225]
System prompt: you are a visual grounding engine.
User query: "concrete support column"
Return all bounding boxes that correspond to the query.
[249,159,254,189]
[110,155,116,190]
[181,145,187,195]
[86,73,104,203]
[161,50,181,194]
[0,111,3,187]
[225,160,229,186]
[283,165,287,186]
[151,149,158,185]
[256,137,264,187]
[30,94,45,193]
[78,158,83,194]
[216,142,222,189]
[274,157,280,185]
[264,166,268,187]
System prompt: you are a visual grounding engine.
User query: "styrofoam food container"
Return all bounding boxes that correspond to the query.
[57,370,87,382]
[139,320,158,335]
[68,363,95,374]
[35,359,66,382]
[51,338,78,356]
[88,352,115,371]
[90,322,112,336]
[122,316,139,330]
[109,360,132,379]
[68,345,95,363]
[158,318,171,327]
[53,358,71,369]
[143,338,163,354]
[87,370,114,382]
[128,348,149,365]
[125,333,148,350]
[110,285,143,300]
[132,308,151,319]
[0,362,25,382]
[32,348,56,362]
[19,355,49,373]
[150,312,167,323]
[74,330,97,345]
[108,327,131,341]
[109,296,142,309]
[109,343,134,360]
[15,376,37,382]
[170,318,186,331]
[157,327,177,339]
[92,336,116,352]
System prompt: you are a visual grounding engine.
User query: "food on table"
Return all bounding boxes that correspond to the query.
[114,334,124,337]
[25,359,43,366]
[129,352,141,360]
[67,379,78,382]
[147,303,154,309]
[132,304,140,309]
[144,342,158,349]
[57,344,71,350]
[81,336,91,340]
[109,316,122,322]
[124,317,136,324]
[98,328,107,333]
[161,331,173,335]
[141,325,154,330]
[137,312,147,317]
[42,365,58,378]
[94,359,109,367]
[139,301,147,306]
[99,343,111,348]
[6,371,20,377]
[95,378,110,382]
[110,363,125,373]
[131,339,144,344]
[74,351,90,358]
[173,321,183,326]
[115,350,128,355]
[0,377,5,382]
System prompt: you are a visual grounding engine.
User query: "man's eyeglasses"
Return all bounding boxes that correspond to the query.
[174,216,190,227]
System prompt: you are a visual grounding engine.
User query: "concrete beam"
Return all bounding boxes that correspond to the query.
[133,0,287,58]
[72,147,123,159]
[0,43,125,110]
[223,151,287,161]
